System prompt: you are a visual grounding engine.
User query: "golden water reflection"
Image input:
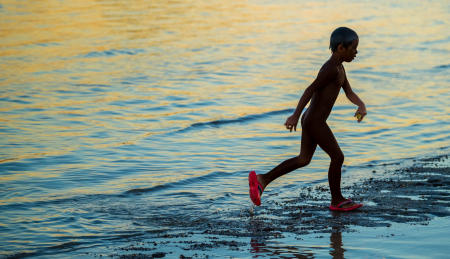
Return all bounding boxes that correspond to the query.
[0,1,449,257]
[0,0,448,203]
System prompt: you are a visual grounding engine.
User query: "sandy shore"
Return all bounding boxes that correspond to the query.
[88,154,449,258]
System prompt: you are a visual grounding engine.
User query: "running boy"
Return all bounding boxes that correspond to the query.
[249,27,366,211]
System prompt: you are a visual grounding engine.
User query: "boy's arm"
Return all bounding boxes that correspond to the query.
[342,75,367,122]
[285,65,338,131]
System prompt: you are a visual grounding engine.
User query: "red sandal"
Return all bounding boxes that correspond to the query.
[248,171,264,206]
[329,199,363,211]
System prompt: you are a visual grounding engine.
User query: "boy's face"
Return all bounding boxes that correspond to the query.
[342,38,358,62]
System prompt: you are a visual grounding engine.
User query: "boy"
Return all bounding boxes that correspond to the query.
[249,27,366,211]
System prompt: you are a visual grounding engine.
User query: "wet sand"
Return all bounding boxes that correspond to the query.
[86,154,450,258]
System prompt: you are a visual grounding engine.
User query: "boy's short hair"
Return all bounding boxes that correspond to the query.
[329,27,358,52]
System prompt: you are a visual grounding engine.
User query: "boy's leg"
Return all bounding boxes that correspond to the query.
[258,127,317,189]
[312,122,346,204]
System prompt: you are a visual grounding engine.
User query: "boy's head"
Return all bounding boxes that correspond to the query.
[329,27,358,53]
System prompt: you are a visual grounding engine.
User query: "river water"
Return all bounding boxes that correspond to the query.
[0,0,449,258]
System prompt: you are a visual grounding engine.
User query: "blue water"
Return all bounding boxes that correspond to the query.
[0,0,449,257]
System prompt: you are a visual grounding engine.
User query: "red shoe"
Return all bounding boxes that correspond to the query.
[329,199,363,212]
[248,171,264,206]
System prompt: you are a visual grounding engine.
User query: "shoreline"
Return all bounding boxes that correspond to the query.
[90,154,450,258]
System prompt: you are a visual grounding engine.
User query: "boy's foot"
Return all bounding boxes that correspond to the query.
[329,199,363,212]
[248,171,264,206]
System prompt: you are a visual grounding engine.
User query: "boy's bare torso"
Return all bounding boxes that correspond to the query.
[302,61,346,125]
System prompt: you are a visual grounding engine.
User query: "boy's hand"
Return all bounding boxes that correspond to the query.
[285,114,299,132]
[354,106,367,123]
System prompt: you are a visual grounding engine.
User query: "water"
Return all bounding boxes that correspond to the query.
[0,0,449,257]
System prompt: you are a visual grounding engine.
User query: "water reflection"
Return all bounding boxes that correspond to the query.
[249,227,345,258]
[329,227,345,259]
[250,227,346,259]
[249,212,350,258]
[250,238,315,258]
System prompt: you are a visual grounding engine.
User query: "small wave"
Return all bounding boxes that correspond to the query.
[3,242,82,259]
[124,184,168,195]
[352,69,400,78]
[0,193,114,211]
[433,64,450,69]
[176,109,292,133]
[4,251,37,259]
[73,83,111,88]
[124,170,226,196]
[48,241,82,250]
[0,170,226,210]
[82,48,145,58]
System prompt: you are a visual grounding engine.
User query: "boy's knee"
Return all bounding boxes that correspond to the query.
[297,156,311,167]
[332,153,344,164]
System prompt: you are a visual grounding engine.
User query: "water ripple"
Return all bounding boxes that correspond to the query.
[176,109,292,133]
[81,48,145,58]
[0,0,449,257]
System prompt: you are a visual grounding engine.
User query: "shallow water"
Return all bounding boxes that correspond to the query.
[0,0,449,257]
